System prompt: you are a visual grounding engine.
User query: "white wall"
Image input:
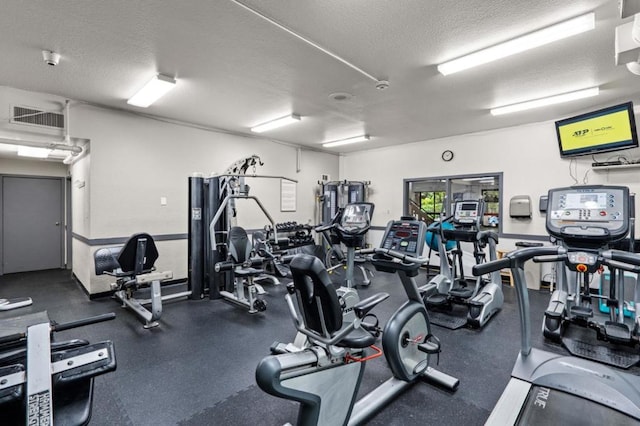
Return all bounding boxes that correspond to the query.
[342,118,640,245]
[0,86,339,293]
[342,118,640,285]
[67,104,338,293]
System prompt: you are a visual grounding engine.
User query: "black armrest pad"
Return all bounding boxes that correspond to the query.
[354,292,389,318]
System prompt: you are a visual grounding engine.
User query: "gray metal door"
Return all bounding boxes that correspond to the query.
[2,176,64,274]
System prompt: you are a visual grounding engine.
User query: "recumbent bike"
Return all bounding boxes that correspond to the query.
[256,216,459,426]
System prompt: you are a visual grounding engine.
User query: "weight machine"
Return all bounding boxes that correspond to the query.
[188,155,297,313]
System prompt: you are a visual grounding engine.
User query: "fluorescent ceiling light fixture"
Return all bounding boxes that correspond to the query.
[322,135,370,148]
[251,114,301,133]
[127,74,177,108]
[490,87,599,116]
[437,13,595,75]
[462,177,491,181]
[0,143,19,152]
[17,146,50,158]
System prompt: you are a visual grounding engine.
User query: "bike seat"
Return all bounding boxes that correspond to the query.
[336,327,377,348]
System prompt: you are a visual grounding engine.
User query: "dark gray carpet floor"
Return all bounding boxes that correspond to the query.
[1,268,638,425]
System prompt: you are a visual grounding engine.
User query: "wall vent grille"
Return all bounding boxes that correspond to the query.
[12,106,65,129]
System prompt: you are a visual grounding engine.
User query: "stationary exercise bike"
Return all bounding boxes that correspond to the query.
[256,217,459,426]
[269,204,377,353]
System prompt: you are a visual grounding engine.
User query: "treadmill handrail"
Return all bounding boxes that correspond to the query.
[472,245,563,357]
[472,246,561,276]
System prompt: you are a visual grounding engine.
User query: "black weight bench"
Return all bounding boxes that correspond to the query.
[94,233,178,329]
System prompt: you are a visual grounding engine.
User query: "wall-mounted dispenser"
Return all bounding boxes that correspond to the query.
[510,195,532,218]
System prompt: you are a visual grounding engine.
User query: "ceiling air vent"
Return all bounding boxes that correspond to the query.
[11,106,65,129]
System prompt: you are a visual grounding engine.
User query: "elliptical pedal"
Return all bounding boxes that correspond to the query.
[604,321,633,343]
[570,305,593,318]
[425,293,448,306]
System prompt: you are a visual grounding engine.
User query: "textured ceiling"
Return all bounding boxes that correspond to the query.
[0,0,638,153]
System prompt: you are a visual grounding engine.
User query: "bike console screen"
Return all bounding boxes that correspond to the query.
[546,185,629,244]
[380,219,427,257]
[340,203,374,230]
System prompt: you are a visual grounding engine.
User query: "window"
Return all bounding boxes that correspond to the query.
[405,173,503,232]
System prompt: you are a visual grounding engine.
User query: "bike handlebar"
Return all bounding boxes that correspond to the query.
[358,247,428,265]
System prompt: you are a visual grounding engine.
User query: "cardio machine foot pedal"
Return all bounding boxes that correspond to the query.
[427,304,469,330]
[604,321,632,344]
[561,327,640,369]
[415,334,441,373]
[425,294,449,306]
[569,306,593,318]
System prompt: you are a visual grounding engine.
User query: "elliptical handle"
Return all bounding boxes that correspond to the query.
[602,249,640,267]
[314,223,334,233]
[601,258,640,274]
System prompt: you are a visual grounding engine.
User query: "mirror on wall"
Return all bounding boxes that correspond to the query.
[405,173,502,233]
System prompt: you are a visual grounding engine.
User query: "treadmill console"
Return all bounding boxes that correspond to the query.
[452,200,484,225]
[546,185,629,244]
[380,219,427,257]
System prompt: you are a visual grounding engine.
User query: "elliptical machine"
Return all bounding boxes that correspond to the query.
[314,202,374,322]
[542,185,640,368]
[473,185,640,424]
[256,217,459,426]
[316,203,375,288]
[422,200,503,328]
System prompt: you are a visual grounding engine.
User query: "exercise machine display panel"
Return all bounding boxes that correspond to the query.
[380,220,427,256]
[546,185,629,242]
[453,201,482,224]
[340,203,374,230]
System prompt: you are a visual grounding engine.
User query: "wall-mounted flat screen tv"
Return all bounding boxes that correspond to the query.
[555,101,638,157]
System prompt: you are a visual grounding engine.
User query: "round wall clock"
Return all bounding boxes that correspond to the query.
[442,150,454,162]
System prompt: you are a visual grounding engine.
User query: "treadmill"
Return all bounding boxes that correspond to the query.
[473,185,640,424]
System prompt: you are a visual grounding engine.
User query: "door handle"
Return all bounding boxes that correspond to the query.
[55,222,60,226]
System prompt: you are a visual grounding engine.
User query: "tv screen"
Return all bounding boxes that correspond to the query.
[555,102,638,158]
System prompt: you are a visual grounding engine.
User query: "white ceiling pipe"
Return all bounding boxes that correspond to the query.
[0,137,83,154]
